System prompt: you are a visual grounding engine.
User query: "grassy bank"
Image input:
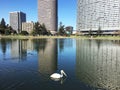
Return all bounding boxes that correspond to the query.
[0,35,75,39]
[87,36,120,40]
[0,35,120,40]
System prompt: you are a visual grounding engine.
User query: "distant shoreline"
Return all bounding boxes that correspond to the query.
[0,35,74,39]
[0,35,120,40]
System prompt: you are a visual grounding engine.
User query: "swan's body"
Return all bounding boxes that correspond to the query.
[50,73,63,79]
[50,70,67,79]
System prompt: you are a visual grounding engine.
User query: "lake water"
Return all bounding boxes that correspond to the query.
[0,38,120,90]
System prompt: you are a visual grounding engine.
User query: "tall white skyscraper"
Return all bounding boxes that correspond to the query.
[77,0,120,33]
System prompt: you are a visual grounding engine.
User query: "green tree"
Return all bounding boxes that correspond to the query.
[4,25,15,35]
[97,26,102,35]
[33,22,48,36]
[89,29,92,35]
[7,26,12,30]
[30,30,36,36]
[58,22,65,35]
[0,18,16,35]
[0,18,6,29]
[4,30,11,35]
[40,23,48,35]
[59,25,65,35]
[34,22,41,35]
[47,30,52,35]
[0,18,6,34]
[20,31,29,35]
[11,30,17,35]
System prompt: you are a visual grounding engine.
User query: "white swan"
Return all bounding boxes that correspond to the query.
[50,70,67,81]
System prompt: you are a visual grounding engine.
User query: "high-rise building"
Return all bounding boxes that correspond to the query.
[77,0,120,34]
[10,11,26,33]
[22,21,34,34]
[38,0,58,32]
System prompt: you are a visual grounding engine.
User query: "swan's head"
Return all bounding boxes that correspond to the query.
[61,70,67,77]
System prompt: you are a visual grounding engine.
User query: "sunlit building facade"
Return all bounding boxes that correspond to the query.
[77,0,120,34]
[22,21,34,34]
[10,11,26,33]
[38,0,58,32]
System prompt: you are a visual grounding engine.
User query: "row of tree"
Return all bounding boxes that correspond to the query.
[32,22,51,36]
[32,22,70,36]
[0,18,70,36]
[88,26,102,36]
[88,27,120,36]
[0,18,50,36]
[58,22,71,36]
[0,18,16,35]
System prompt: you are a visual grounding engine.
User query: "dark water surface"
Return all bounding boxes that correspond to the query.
[0,38,120,90]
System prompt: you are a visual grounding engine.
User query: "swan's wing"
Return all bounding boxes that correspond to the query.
[50,73,61,79]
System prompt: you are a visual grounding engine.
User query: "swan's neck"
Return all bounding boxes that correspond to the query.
[60,73,63,78]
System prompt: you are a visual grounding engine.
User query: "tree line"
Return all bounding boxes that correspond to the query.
[31,22,51,36]
[30,22,71,36]
[0,18,71,36]
[0,18,16,35]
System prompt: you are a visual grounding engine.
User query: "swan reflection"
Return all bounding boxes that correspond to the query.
[50,76,67,84]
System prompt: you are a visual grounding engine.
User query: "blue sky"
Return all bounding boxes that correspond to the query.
[0,0,76,29]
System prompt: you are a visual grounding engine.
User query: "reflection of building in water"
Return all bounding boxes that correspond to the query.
[58,39,73,52]
[76,39,120,90]
[0,39,8,55]
[11,40,21,58]
[26,39,34,51]
[38,39,57,74]
[11,39,34,61]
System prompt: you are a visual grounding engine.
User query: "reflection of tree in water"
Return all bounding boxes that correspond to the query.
[95,40,101,50]
[58,39,64,52]
[0,38,11,55]
[111,40,120,46]
[32,39,47,52]
[88,39,92,47]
